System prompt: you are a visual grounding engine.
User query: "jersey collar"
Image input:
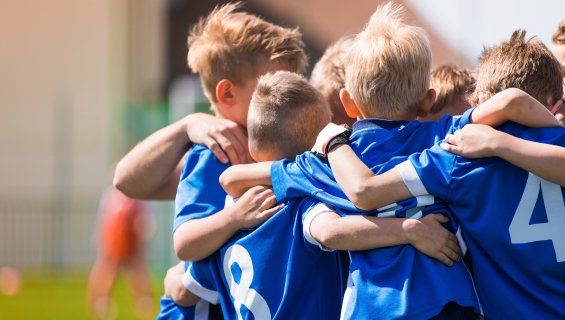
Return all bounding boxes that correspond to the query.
[352,118,409,133]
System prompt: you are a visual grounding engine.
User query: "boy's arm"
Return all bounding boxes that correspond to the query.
[307,206,460,266]
[470,88,561,128]
[327,144,412,210]
[113,113,250,200]
[324,90,561,210]
[174,186,284,261]
[442,124,565,186]
[164,262,200,307]
[219,162,273,198]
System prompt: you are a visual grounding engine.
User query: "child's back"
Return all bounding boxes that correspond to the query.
[272,4,480,319]
[184,72,347,319]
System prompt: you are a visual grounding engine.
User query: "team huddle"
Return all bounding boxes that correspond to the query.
[113,2,565,320]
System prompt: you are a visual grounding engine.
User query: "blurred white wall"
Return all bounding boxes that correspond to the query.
[0,0,128,200]
[406,0,565,65]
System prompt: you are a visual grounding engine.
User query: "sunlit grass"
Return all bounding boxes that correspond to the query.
[0,269,165,319]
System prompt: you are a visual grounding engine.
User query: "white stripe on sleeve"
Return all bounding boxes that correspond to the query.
[395,160,429,197]
[182,267,220,305]
[303,203,336,252]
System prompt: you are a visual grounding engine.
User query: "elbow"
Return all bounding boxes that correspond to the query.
[112,161,127,192]
[346,182,374,211]
[112,161,138,198]
[315,227,343,250]
[173,235,200,262]
[219,167,243,198]
[219,169,235,193]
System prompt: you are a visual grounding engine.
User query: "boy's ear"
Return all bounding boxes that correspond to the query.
[416,89,436,118]
[340,88,360,119]
[216,79,237,107]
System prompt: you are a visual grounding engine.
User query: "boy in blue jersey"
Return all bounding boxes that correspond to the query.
[178,71,459,320]
[220,4,483,319]
[157,262,216,320]
[150,3,308,318]
[319,31,565,319]
[219,6,565,320]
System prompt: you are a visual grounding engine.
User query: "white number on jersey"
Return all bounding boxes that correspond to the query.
[223,244,271,319]
[509,173,565,262]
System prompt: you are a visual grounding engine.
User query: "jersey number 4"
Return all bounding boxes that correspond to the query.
[509,173,565,262]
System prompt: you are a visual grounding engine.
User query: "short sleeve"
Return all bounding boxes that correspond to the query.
[182,261,219,305]
[396,145,457,200]
[302,202,337,252]
[270,154,329,202]
[173,145,229,233]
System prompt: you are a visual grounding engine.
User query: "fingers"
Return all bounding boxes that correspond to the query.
[205,137,229,164]
[440,142,461,155]
[226,125,252,164]
[258,194,278,210]
[259,203,285,219]
[427,213,448,224]
[435,253,454,267]
[211,130,242,165]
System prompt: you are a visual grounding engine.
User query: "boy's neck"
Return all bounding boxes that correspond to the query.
[357,111,417,122]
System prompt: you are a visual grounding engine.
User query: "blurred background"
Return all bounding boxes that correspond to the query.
[0,0,563,318]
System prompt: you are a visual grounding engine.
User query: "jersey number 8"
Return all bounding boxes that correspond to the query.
[223,244,272,319]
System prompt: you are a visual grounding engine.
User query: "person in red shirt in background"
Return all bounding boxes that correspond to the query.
[87,187,154,319]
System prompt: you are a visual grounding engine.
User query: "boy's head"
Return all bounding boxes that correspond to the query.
[471,29,563,108]
[551,20,565,74]
[551,20,565,126]
[340,3,435,121]
[247,71,331,162]
[187,2,307,127]
[419,65,475,122]
[310,36,355,126]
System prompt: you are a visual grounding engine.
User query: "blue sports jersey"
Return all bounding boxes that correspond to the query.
[156,262,218,320]
[399,122,565,319]
[182,197,347,320]
[174,144,230,233]
[156,297,211,320]
[270,111,481,319]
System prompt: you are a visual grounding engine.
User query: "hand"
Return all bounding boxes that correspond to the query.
[312,123,350,155]
[163,262,185,298]
[440,124,502,158]
[184,113,252,164]
[404,214,460,266]
[231,186,284,229]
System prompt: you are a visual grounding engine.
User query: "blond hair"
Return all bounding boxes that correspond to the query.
[248,71,331,159]
[430,65,475,114]
[345,3,431,118]
[472,30,563,106]
[552,20,565,45]
[187,2,307,102]
[310,36,354,116]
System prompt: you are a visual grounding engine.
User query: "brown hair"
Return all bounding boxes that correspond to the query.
[430,65,475,114]
[248,71,331,159]
[552,20,565,45]
[187,2,307,102]
[472,30,563,106]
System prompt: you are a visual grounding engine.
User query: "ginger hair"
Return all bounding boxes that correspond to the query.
[187,2,307,102]
[430,65,475,114]
[472,30,563,107]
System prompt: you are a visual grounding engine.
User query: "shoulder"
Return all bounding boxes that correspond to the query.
[182,144,230,178]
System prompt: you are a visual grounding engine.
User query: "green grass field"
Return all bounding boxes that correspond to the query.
[0,270,165,319]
